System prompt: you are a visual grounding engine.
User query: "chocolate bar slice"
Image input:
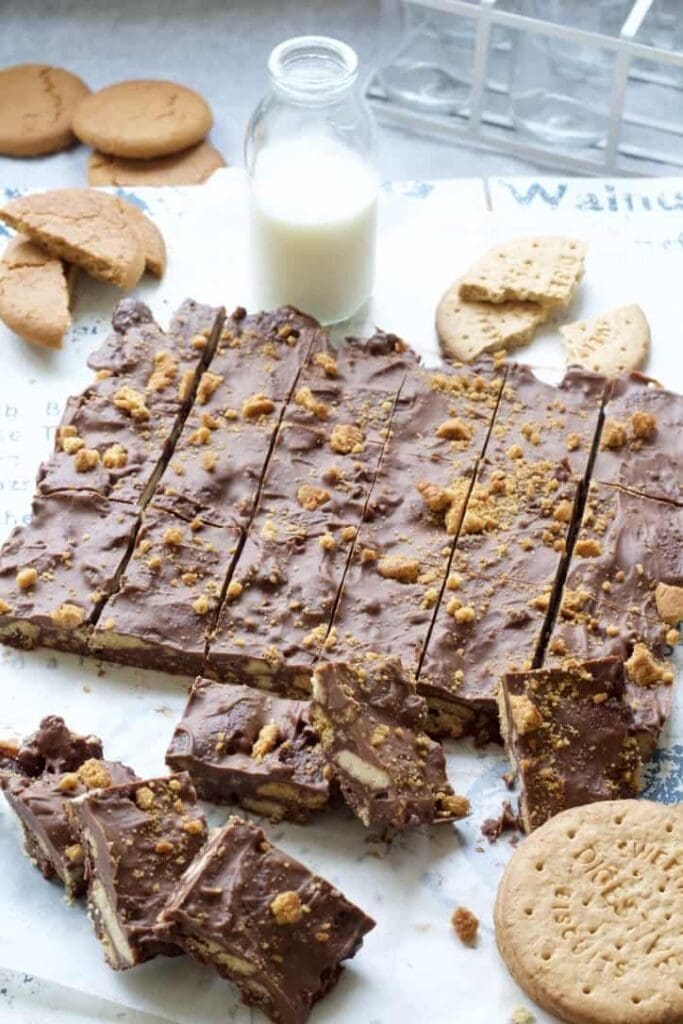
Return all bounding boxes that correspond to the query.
[69,772,207,969]
[90,506,240,676]
[38,298,224,506]
[151,306,322,528]
[0,716,136,898]
[311,657,469,829]
[161,815,375,1024]
[166,678,329,821]
[0,491,139,653]
[593,372,683,505]
[500,658,642,832]
[544,482,681,757]
[418,365,606,741]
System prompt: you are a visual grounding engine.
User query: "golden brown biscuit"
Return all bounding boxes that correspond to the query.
[124,204,166,278]
[0,189,145,290]
[495,800,683,1024]
[72,80,213,159]
[459,236,586,308]
[436,278,550,362]
[0,64,89,157]
[561,304,650,376]
[0,236,72,349]
[87,142,226,187]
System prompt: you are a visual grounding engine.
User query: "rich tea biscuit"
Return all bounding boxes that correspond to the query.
[459,236,586,308]
[436,279,549,362]
[87,142,226,187]
[495,799,683,1024]
[0,64,89,157]
[0,189,145,290]
[72,80,212,159]
[0,236,72,349]
[561,304,650,375]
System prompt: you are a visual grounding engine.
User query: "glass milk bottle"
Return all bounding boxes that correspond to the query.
[246,36,378,325]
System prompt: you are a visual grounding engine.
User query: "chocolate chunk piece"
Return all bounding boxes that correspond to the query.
[39,299,224,505]
[311,658,469,829]
[545,483,680,757]
[4,757,137,899]
[5,714,103,776]
[69,772,207,969]
[152,306,321,528]
[0,492,139,653]
[91,506,240,676]
[593,371,683,505]
[161,815,375,1024]
[166,678,329,821]
[500,658,642,832]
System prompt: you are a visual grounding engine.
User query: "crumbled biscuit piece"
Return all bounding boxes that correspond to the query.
[314,931,331,943]
[270,890,303,925]
[625,643,674,687]
[50,603,85,629]
[462,510,485,534]
[94,369,112,381]
[454,605,476,624]
[416,479,453,512]
[452,906,479,945]
[16,567,38,590]
[201,413,220,430]
[330,423,363,454]
[447,573,462,591]
[436,418,472,441]
[164,527,184,546]
[313,352,338,377]
[296,484,330,511]
[147,555,162,571]
[377,555,420,583]
[196,372,223,405]
[319,533,335,551]
[181,571,198,586]
[202,451,218,472]
[509,694,543,735]
[242,393,275,418]
[511,1009,535,1024]
[192,595,210,615]
[553,500,573,523]
[631,409,656,439]
[190,333,207,350]
[74,447,101,472]
[182,818,205,835]
[440,793,470,818]
[101,443,127,468]
[294,386,328,420]
[189,426,211,445]
[575,538,601,557]
[147,350,178,392]
[226,580,243,600]
[566,432,581,451]
[62,435,85,455]
[601,418,627,449]
[64,843,85,865]
[78,758,111,789]
[178,370,195,402]
[341,526,357,542]
[135,786,155,810]
[56,772,79,792]
[655,582,683,625]
[114,386,150,421]
[155,839,174,855]
[251,722,279,763]
[0,599,12,614]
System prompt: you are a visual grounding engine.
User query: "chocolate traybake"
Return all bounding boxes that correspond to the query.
[0,298,680,766]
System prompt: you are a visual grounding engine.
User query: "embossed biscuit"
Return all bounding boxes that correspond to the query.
[495,800,683,1024]
[436,279,550,362]
[459,236,586,308]
[561,305,650,376]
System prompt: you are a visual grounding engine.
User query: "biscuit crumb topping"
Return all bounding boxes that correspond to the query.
[270,890,303,925]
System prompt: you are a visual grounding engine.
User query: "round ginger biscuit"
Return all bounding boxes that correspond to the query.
[0,235,72,349]
[495,800,683,1024]
[436,278,549,362]
[0,64,90,157]
[0,188,145,290]
[72,80,213,159]
[561,304,650,376]
[87,142,226,187]
[122,202,166,278]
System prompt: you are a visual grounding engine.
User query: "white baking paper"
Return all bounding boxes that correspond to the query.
[0,171,681,1024]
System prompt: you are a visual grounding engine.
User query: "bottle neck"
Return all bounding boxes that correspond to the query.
[268,35,359,105]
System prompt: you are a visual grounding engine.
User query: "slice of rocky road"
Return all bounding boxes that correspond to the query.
[0,188,145,290]
[436,278,549,362]
[459,236,586,308]
[0,235,73,348]
[561,304,650,376]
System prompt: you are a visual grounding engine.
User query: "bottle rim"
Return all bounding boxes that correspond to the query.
[267,35,359,100]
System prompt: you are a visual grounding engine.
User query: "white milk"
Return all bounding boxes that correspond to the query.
[249,136,378,325]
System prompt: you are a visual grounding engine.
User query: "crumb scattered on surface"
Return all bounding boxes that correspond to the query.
[511,1008,535,1024]
[452,906,479,945]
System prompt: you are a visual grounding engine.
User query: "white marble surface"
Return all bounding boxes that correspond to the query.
[0,0,544,189]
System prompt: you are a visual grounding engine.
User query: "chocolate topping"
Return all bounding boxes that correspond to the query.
[312,657,469,829]
[166,678,329,821]
[9,715,103,776]
[110,297,155,335]
[161,815,375,1024]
